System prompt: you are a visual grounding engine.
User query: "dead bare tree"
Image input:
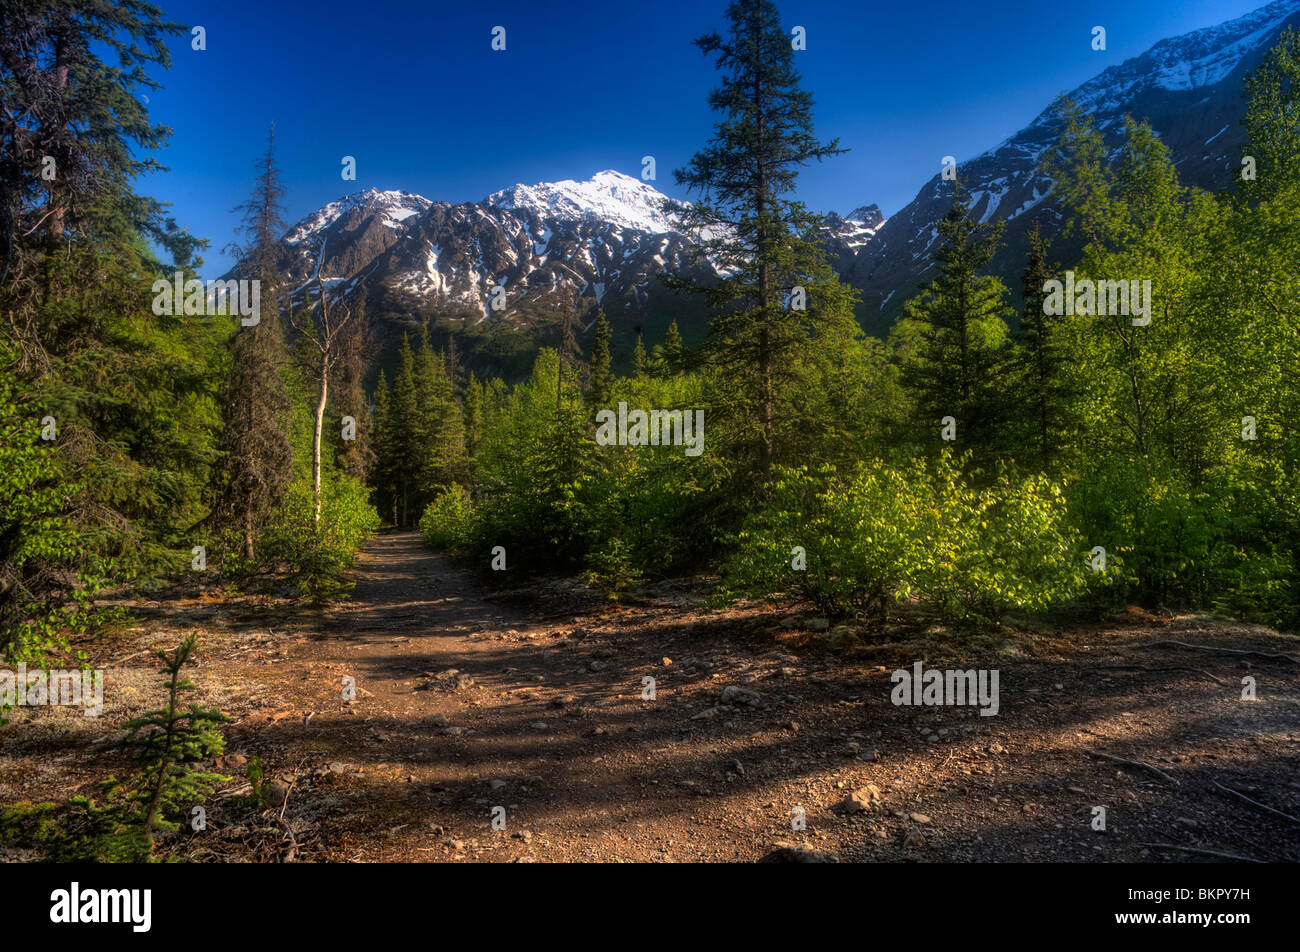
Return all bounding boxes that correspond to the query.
[291,278,356,525]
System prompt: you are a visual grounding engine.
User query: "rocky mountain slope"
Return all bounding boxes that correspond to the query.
[847,0,1300,333]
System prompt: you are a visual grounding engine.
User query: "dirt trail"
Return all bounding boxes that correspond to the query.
[5,530,1300,863]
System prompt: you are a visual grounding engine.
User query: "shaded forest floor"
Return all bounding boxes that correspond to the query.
[4,530,1300,863]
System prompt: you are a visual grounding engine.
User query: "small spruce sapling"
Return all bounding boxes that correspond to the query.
[0,634,230,861]
[116,634,231,857]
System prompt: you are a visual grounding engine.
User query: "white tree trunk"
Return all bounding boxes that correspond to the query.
[313,372,328,526]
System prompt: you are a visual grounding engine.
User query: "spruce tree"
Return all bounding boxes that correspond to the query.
[0,0,214,604]
[371,370,397,525]
[415,331,467,503]
[589,311,613,406]
[211,127,293,559]
[898,186,1012,458]
[1010,223,1069,470]
[0,0,189,286]
[555,291,584,414]
[670,0,860,472]
[632,332,648,378]
[118,635,230,859]
[389,335,420,525]
[462,373,487,478]
[445,331,464,398]
[659,320,686,375]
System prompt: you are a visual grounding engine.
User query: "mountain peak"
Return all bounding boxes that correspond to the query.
[1057,0,1300,116]
[845,204,885,227]
[283,188,430,246]
[589,169,643,184]
[485,169,678,234]
[853,0,1300,334]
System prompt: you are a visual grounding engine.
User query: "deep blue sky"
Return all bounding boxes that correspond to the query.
[140,0,1266,277]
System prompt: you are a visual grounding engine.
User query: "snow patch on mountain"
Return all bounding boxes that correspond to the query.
[485,170,680,235]
[285,188,431,245]
[1068,0,1299,113]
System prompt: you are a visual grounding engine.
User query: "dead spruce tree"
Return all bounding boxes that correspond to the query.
[211,126,293,559]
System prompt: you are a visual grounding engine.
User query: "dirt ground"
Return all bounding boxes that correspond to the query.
[4,530,1299,863]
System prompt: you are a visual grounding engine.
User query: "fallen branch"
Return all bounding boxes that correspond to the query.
[278,816,299,863]
[1211,781,1300,826]
[277,775,298,822]
[1133,640,1300,664]
[1085,750,1180,785]
[1138,842,1264,863]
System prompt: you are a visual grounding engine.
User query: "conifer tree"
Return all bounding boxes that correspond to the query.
[589,311,613,406]
[211,127,293,558]
[670,0,860,472]
[1010,223,1070,470]
[555,291,584,414]
[389,335,420,525]
[118,635,230,858]
[633,332,648,378]
[898,186,1012,458]
[445,331,464,398]
[415,330,467,503]
[0,0,190,287]
[0,0,213,598]
[371,369,397,524]
[462,372,488,478]
[660,320,686,375]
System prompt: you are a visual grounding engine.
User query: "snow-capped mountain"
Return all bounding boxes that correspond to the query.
[251,169,882,375]
[821,204,888,272]
[257,172,709,335]
[847,0,1300,334]
[485,170,681,235]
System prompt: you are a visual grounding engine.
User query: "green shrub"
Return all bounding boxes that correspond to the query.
[911,458,1091,623]
[721,462,913,619]
[0,343,117,671]
[583,537,644,600]
[260,476,380,604]
[722,453,1088,626]
[418,485,476,551]
[1074,459,1300,627]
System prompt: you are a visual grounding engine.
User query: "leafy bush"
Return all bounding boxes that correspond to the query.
[0,344,119,670]
[418,485,476,551]
[722,462,915,619]
[583,537,644,600]
[1076,459,1300,627]
[912,458,1089,623]
[722,453,1088,625]
[259,476,380,604]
